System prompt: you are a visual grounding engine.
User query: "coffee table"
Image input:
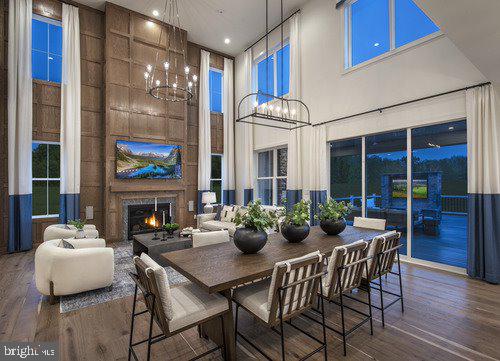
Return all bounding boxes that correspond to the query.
[133,232,192,266]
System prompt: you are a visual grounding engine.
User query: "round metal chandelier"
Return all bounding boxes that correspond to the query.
[143,0,197,102]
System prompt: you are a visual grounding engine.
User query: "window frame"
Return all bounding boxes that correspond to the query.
[32,13,63,84]
[209,68,224,114]
[256,147,288,206]
[254,41,290,105]
[32,140,61,219]
[210,153,223,204]
[343,0,442,71]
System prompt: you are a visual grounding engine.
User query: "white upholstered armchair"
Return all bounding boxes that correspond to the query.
[35,238,114,303]
[43,224,99,241]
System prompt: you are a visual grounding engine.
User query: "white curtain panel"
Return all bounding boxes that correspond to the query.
[241,48,255,205]
[222,57,236,205]
[466,84,500,283]
[60,3,81,223]
[198,50,211,212]
[308,126,328,224]
[286,13,303,207]
[8,0,32,252]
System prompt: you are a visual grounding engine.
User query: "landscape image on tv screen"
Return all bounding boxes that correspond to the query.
[116,140,182,180]
[392,178,428,199]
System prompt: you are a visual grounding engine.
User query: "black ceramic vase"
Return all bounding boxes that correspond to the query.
[233,228,268,254]
[319,218,347,236]
[281,223,310,243]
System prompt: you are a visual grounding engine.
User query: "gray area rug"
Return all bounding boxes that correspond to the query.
[59,241,189,313]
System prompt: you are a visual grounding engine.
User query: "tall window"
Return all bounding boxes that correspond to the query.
[330,138,362,223]
[256,44,290,104]
[345,0,439,68]
[32,142,60,218]
[32,15,62,83]
[210,154,222,204]
[256,148,287,206]
[209,69,223,113]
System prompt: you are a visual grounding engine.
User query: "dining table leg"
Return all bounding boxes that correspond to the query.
[200,289,236,360]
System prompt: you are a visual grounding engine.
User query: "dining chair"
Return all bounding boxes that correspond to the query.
[232,251,328,361]
[128,253,230,361]
[357,231,404,327]
[305,240,373,356]
[353,217,386,230]
[192,230,230,248]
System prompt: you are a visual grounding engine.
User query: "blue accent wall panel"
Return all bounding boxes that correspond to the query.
[60,193,81,224]
[8,194,33,253]
[223,190,236,205]
[310,190,327,226]
[468,193,500,284]
[243,189,254,206]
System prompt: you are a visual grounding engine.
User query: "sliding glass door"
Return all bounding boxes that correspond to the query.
[411,121,467,268]
[366,131,408,254]
[330,138,362,223]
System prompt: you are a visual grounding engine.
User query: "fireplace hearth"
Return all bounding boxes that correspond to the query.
[127,203,172,240]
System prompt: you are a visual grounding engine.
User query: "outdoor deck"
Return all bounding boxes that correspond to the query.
[401,214,467,268]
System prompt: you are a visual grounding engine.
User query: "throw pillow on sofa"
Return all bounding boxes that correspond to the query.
[58,239,75,249]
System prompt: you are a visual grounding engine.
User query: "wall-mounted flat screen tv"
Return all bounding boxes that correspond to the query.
[116,140,182,180]
[392,177,428,199]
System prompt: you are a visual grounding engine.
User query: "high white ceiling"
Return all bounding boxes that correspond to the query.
[77,0,309,56]
[414,0,500,82]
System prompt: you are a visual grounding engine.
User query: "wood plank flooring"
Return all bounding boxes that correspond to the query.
[1,250,499,360]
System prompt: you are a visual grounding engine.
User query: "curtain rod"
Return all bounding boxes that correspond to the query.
[244,8,301,52]
[313,82,491,127]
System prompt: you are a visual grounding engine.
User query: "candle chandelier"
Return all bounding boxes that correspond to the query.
[235,0,310,130]
[144,0,197,102]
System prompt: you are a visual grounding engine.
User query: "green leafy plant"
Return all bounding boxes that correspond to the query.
[282,199,310,227]
[162,223,180,232]
[234,199,278,232]
[68,219,85,230]
[315,198,353,221]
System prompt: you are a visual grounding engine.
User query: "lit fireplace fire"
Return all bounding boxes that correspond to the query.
[144,213,160,228]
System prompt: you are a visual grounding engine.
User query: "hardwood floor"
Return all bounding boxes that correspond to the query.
[1,250,499,360]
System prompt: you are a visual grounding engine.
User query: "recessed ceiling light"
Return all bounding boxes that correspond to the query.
[152,10,159,16]
[224,38,231,44]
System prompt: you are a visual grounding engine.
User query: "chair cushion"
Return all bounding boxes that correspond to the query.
[169,282,229,332]
[140,253,174,320]
[233,279,271,323]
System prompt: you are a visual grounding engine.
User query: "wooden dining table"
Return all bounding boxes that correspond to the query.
[161,225,386,360]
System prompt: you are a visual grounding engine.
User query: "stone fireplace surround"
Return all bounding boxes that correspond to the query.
[121,197,177,241]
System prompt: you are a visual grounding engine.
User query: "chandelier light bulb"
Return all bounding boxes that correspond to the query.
[173,83,178,89]
[193,75,198,82]
[164,61,170,70]
[144,72,149,79]
[184,66,190,75]
[155,80,160,86]
[188,81,193,88]
[146,64,153,72]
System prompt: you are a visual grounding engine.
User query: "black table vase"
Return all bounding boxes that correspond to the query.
[319,218,347,235]
[281,223,310,243]
[234,228,268,254]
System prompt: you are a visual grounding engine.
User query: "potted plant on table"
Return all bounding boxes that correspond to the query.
[233,199,278,254]
[280,199,311,243]
[162,223,180,238]
[315,198,353,236]
[68,219,86,239]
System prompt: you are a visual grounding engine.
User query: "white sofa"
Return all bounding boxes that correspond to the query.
[35,238,114,303]
[43,224,99,242]
[197,205,284,237]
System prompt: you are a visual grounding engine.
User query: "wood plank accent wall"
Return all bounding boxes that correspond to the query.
[0,0,229,252]
[0,0,105,254]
